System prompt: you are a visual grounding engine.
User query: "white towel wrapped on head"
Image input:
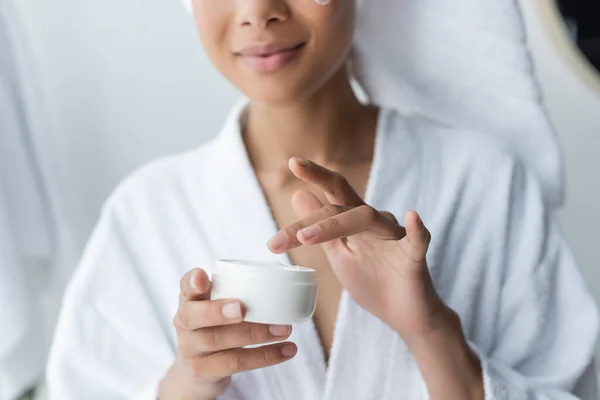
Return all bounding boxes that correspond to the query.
[351,0,562,208]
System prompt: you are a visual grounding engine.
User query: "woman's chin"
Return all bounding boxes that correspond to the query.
[243,84,316,108]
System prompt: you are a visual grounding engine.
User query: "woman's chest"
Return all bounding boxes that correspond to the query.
[149,188,500,400]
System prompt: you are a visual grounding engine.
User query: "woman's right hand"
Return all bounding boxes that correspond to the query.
[159,268,297,400]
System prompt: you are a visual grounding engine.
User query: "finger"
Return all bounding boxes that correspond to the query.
[380,211,399,224]
[176,299,245,330]
[189,342,297,380]
[178,323,292,356]
[288,157,364,207]
[297,205,406,245]
[291,190,324,219]
[179,268,211,304]
[268,203,351,254]
[399,211,431,263]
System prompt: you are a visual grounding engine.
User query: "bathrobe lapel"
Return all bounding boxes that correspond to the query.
[203,102,426,399]
[320,110,427,400]
[202,102,326,399]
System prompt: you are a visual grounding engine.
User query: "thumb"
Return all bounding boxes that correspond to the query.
[291,190,341,255]
[291,190,324,219]
[399,211,431,263]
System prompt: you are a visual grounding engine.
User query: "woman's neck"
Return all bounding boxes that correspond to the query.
[244,68,379,172]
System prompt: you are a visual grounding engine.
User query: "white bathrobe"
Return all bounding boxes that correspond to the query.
[47,103,599,399]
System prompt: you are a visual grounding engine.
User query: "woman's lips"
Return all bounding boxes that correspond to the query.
[237,43,305,73]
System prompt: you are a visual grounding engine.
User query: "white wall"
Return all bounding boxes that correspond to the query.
[17,0,239,251]
[16,0,600,353]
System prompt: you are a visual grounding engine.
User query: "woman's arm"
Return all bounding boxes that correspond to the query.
[404,308,484,400]
[271,157,599,400]
[47,205,175,400]
[396,159,599,400]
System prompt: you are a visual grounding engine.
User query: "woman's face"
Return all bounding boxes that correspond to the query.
[191,0,356,106]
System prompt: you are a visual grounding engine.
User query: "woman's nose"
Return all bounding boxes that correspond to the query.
[237,0,290,28]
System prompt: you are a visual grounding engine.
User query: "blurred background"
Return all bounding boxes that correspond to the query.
[0,0,599,399]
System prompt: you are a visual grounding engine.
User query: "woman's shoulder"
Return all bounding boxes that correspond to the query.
[386,109,524,187]
[408,112,516,167]
[104,139,219,217]
[68,141,221,305]
[384,109,542,226]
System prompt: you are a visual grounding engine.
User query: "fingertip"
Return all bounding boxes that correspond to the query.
[280,342,298,357]
[404,210,421,228]
[414,211,423,226]
[403,211,431,252]
[268,245,286,255]
[268,324,292,337]
[189,269,200,291]
[190,268,210,294]
[222,301,244,321]
[404,211,428,246]
[297,225,320,243]
[291,190,305,208]
[267,231,289,254]
[289,158,312,176]
[288,157,299,172]
[290,157,310,167]
[296,231,309,245]
[291,190,324,218]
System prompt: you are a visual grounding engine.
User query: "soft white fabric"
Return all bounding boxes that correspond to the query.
[47,103,599,399]
[181,0,562,209]
[0,1,73,398]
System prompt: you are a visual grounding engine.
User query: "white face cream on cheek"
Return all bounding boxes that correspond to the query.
[210,260,319,325]
[315,0,332,5]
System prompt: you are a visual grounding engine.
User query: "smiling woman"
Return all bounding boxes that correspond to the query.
[190,0,355,105]
[45,1,599,400]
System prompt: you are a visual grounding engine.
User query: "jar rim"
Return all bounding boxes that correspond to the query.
[216,259,317,283]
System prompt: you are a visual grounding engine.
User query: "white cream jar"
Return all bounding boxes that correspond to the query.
[210,260,318,325]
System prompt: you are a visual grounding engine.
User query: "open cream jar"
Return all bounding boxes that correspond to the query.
[211,260,318,325]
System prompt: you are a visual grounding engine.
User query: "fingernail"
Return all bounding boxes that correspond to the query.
[293,157,310,166]
[298,225,320,241]
[269,325,291,337]
[189,270,199,291]
[281,344,297,357]
[222,303,242,319]
[268,231,288,250]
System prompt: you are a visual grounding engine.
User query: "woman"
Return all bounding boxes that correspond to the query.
[47,0,599,399]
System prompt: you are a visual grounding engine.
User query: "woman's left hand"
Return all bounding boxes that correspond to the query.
[268,158,449,340]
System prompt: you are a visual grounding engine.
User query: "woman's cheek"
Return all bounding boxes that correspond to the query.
[308,0,355,59]
[193,16,231,68]
[192,1,231,47]
[305,0,354,28]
